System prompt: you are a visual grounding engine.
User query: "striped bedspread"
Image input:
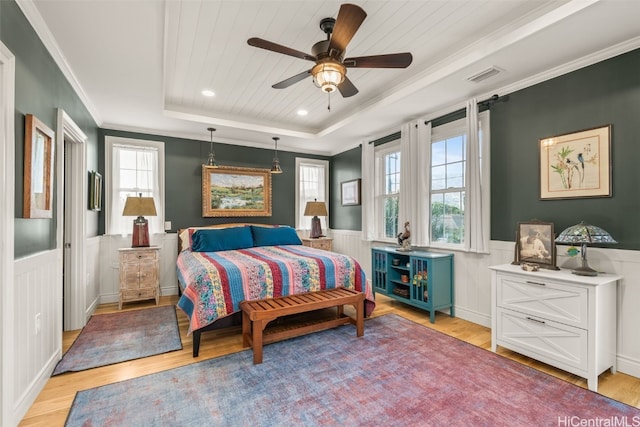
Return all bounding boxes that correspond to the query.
[176,245,375,333]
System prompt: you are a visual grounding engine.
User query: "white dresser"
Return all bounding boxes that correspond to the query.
[489,264,621,392]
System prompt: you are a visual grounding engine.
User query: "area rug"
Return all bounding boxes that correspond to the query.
[65,314,639,426]
[53,305,182,376]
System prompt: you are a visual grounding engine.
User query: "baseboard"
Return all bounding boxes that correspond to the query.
[454,306,491,328]
[617,354,640,379]
[13,349,60,426]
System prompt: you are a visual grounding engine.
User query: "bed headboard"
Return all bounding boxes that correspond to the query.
[177,223,279,254]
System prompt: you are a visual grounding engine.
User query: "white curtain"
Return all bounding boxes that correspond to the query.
[464,98,488,252]
[361,140,375,241]
[398,120,431,247]
[109,144,163,236]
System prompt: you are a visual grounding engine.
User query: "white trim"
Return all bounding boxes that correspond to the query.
[56,110,88,331]
[16,0,102,126]
[0,40,16,427]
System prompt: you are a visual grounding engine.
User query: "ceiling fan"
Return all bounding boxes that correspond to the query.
[247,3,413,99]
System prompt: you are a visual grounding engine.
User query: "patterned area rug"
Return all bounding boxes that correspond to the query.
[53,306,182,376]
[65,314,639,426]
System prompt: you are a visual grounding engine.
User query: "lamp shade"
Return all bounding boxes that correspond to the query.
[122,197,157,217]
[304,201,328,217]
[555,221,616,276]
[555,221,617,245]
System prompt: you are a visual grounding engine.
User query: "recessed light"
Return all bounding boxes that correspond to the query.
[297,109,308,116]
[201,89,215,97]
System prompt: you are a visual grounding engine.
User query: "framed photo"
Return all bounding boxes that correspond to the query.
[89,171,102,211]
[514,220,558,270]
[202,165,272,217]
[341,178,361,206]
[23,114,55,218]
[539,125,611,200]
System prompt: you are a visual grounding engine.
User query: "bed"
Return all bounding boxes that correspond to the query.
[176,224,375,356]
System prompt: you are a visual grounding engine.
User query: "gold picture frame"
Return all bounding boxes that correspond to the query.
[539,125,611,200]
[23,114,55,218]
[202,165,272,217]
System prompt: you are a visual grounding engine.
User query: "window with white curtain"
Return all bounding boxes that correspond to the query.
[429,111,489,247]
[295,158,329,230]
[374,140,401,240]
[105,136,165,235]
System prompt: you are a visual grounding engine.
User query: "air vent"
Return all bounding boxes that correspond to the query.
[466,66,502,83]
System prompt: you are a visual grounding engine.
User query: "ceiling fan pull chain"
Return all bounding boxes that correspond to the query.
[327,92,331,112]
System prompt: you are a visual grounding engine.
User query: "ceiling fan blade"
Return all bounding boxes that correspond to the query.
[328,4,367,55]
[272,69,312,89]
[338,75,359,98]
[344,53,413,68]
[248,38,316,61]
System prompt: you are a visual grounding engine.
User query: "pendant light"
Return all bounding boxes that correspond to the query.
[271,136,283,174]
[206,127,218,167]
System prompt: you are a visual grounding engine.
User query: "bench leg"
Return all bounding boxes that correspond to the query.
[252,319,266,364]
[355,299,364,337]
[242,310,251,348]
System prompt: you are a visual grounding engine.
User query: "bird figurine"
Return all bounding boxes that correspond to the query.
[397,221,411,249]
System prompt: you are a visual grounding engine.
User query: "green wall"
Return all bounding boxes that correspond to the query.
[99,129,329,234]
[330,146,362,230]
[330,48,640,250]
[2,1,99,258]
[490,49,640,249]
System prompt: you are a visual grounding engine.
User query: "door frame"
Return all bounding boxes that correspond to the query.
[55,109,87,331]
[0,41,16,427]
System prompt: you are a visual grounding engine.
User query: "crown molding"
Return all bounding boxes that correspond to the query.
[16,0,103,126]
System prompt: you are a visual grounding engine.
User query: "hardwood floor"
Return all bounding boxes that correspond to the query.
[20,294,640,426]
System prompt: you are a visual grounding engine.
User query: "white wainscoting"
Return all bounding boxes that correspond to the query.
[329,229,640,379]
[13,249,62,424]
[99,233,179,305]
[84,236,101,320]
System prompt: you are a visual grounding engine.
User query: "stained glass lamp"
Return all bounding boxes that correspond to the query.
[555,221,617,276]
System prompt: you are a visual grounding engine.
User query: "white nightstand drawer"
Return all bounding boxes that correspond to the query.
[497,307,588,372]
[497,274,588,329]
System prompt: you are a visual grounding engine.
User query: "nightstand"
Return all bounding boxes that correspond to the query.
[118,246,160,309]
[301,237,333,251]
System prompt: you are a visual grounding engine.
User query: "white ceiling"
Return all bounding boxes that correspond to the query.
[21,0,640,156]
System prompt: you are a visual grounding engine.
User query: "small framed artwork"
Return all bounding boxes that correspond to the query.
[89,171,102,211]
[539,125,612,200]
[23,114,55,218]
[513,220,558,270]
[341,178,361,206]
[202,165,272,217]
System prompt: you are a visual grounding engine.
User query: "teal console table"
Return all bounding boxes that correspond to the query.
[371,247,454,323]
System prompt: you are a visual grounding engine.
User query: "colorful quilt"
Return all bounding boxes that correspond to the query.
[176,245,375,333]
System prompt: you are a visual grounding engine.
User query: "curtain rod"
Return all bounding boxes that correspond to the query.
[424,94,506,126]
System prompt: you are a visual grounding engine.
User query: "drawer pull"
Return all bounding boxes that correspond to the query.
[525,281,546,287]
[526,316,546,324]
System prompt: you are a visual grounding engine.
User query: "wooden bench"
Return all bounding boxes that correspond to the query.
[240,287,365,364]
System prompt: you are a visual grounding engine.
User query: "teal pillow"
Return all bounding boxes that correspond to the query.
[191,227,254,252]
[251,226,302,247]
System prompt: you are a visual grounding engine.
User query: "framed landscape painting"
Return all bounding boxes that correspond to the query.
[202,166,272,217]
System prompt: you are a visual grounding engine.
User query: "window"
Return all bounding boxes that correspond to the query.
[105,136,165,235]
[374,141,401,240]
[431,132,465,244]
[295,158,329,230]
[428,111,489,248]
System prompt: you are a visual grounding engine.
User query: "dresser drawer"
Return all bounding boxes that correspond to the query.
[121,250,158,264]
[497,307,588,372]
[122,288,157,300]
[497,274,588,329]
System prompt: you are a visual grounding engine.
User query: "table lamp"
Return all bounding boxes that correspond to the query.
[304,199,328,238]
[555,221,617,276]
[122,194,157,247]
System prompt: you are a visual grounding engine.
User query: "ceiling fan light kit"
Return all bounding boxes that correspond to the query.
[247,3,412,105]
